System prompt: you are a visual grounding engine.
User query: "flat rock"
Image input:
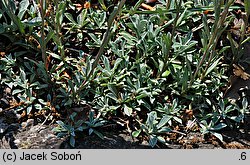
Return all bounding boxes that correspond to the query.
[0,123,66,149]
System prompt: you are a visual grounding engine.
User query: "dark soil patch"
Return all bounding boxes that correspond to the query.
[1,88,250,149]
[1,112,250,149]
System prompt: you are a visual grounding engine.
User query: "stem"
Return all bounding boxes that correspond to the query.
[189,0,234,86]
[55,0,65,60]
[132,0,145,14]
[158,0,182,77]
[79,0,126,90]
[39,0,47,70]
[88,0,126,78]
[166,0,171,10]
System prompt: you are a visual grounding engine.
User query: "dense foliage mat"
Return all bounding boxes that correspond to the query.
[1,0,250,148]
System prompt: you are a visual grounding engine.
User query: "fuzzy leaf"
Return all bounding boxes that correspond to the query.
[18,0,29,19]
[211,132,223,142]
[124,104,133,116]
[204,57,222,77]
[12,89,24,95]
[149,135,158,148]
[26,106,32,114]
[245,0,250,17]
[69,136,75,147]
[158,127,172,133]
[94,130,104,139]
[162,70,170,77]
[146,111,157,127]
[157,115,171,129]
[65,13,77,24]
[211,123,227,131]
[132,130,141,137]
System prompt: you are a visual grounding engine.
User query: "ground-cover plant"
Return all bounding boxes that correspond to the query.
[53,110,106,147]
[1,0,250,148]
[197,97,249,141]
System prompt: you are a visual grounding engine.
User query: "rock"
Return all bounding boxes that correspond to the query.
[21,119,34,129]
[14,139,21,145]
[168,144,182,149]
[4,87,11,94]
[15,114,22,120]
[0,98,10,109]
[2,110,18,124]
[0,122,8,133]
[198,144,219,149]
[226,141,246,149]
[141,140,149,146]
[0,117,8,134]
[0,123,66,149]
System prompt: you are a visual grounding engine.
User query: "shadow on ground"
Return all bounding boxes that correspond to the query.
[1,114,250,149]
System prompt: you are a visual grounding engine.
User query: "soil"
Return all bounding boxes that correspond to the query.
[1,86,250,149]
[1,109,250,149]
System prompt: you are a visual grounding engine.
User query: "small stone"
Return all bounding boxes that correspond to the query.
[0,128,5,133]
[26,119,34,127]
[141,140,149,146]
[39,129,46,134]
[21,119,34,129]
[14,139,21,144]
[4,87,11,94]
[21,122,26,128]
[169,144,182,149]
[15,114,22,120]
[29,126,39,133]
[0,123,8,133]
[46,134,56,139]
[189,136,194,140]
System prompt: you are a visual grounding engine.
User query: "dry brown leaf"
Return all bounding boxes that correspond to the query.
[0,52,5,57]
[84,1,91,9]
[141,3,155,11]
[233,64,250,80]
[62,71,71,79]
